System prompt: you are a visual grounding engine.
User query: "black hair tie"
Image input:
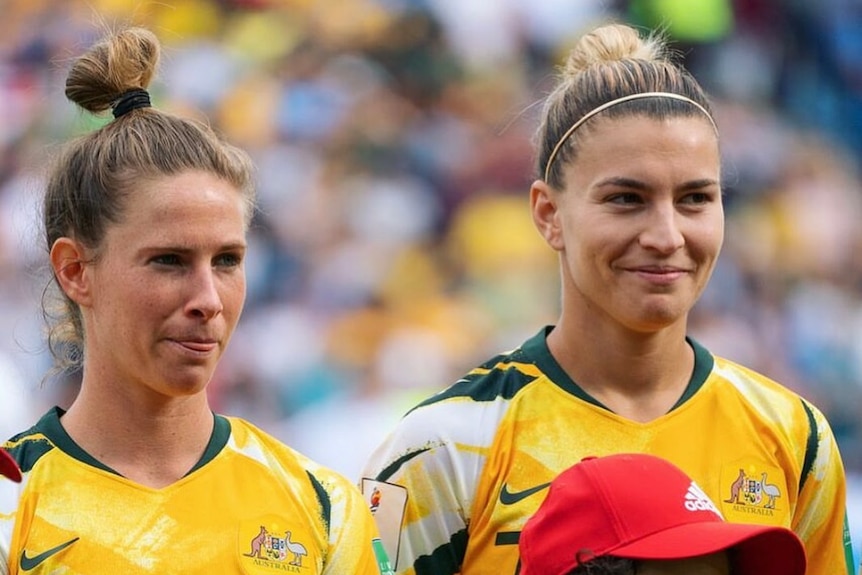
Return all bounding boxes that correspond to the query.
[112,88,151,118]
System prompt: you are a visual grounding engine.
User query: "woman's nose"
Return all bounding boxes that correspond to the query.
[186,268,224,319]
[638,205,685,254]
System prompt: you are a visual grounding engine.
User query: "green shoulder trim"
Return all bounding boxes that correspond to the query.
[408,328,550,411]
[3,408,61,474]
[798,399,819,493]
[306,470,332,538]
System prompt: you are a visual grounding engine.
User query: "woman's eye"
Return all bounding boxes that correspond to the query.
[682,192,710,204]
[215,253,242,267]
[151,254,181,266]
[609,192,642,205]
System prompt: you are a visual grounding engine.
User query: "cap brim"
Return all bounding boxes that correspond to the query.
[610,521,806,575]
[0,448,21,482]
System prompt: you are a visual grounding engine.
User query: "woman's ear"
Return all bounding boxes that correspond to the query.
[50,238,92,307]
[530,179,564,251]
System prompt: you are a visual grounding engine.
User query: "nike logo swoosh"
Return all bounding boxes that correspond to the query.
[20,537,80,571]
[499,482,551,505]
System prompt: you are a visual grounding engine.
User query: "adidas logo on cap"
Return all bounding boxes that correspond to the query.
[684,481,723,518]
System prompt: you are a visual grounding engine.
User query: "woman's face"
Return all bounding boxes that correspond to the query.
[637,551,731,575]
[76,170,248,401]
[531,114,723,334]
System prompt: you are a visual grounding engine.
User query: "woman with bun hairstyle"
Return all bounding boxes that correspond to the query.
[0,27,392,575]
[361,22,852,575]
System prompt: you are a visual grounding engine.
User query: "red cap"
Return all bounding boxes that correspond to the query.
[0,447,21,482]
[519,454,806,575]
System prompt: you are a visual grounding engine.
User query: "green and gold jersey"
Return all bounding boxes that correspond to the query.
[0,408,393,575]
[361,327,854,575]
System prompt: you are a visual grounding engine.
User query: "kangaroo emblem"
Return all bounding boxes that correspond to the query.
[724,469,745,504]
[244,525,268,558]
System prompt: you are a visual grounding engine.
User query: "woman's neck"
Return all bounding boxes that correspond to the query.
[546,318,694,423]
[60,383,215,488]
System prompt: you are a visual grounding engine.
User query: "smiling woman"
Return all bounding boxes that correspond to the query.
[360,22,853,575]
[0,26,391,575]
[537,114,723,350]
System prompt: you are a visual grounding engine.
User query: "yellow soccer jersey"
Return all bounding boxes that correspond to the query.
[0,408,393,575]
[361,327,854,575]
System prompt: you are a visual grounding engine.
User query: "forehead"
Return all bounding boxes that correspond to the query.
[124,171,246,220]
[565,115,721,179]
[582,113,717,150]
[107,171,248,243]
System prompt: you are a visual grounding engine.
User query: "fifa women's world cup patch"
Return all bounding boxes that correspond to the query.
[239,515,319,574]
[719,461,790,525]
[361,479,408,568]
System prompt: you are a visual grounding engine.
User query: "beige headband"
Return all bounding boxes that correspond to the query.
[543,92,718,183]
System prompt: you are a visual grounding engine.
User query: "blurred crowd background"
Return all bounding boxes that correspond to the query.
[0,0,860,554]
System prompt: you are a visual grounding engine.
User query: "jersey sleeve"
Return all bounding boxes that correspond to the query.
[793,399,856,575]
[323,468,392,575]
[360,397,499,575]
